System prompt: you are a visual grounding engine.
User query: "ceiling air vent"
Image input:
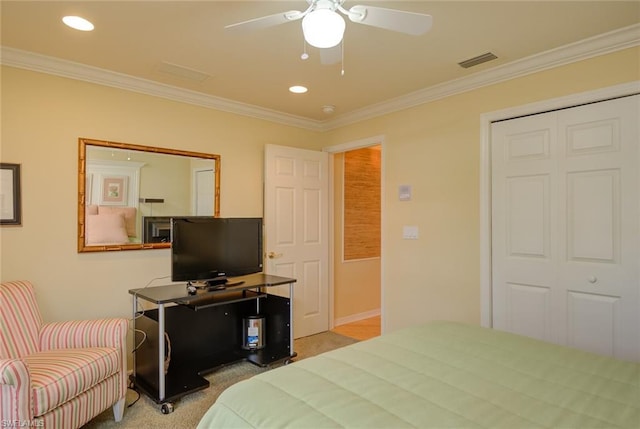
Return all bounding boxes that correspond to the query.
[458,52,497,69]
[157,61,211,82]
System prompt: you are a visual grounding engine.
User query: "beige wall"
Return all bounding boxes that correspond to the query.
[0,67,324,328]
[324,47,639,333]
[1,47,638,342]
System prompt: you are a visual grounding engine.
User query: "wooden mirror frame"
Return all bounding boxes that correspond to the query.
[78,137,220,252]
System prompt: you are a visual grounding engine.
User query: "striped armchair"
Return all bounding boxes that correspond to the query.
[0,280,128,428]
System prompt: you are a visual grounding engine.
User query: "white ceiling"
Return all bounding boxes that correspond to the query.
[2,1,639,127]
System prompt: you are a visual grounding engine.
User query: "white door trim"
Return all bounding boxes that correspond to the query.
[323,135,387,333]
[323,135,386,154]
[479,81,640,328]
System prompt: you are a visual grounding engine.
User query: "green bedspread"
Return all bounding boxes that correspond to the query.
[197,321,639,428]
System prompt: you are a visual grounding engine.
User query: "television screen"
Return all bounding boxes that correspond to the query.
[171,217,263,284]
[142,216,172,243]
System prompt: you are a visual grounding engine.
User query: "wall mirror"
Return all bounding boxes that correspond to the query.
[78,138,220,252]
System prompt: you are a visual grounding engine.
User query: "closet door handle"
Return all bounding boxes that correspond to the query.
[588,276,598,284]
[268,251,283,259]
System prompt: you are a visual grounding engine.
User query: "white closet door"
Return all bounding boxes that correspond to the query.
[492,95,639,361]
[491,111,558,344]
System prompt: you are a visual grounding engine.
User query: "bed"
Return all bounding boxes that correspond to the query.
[197,321,639,428]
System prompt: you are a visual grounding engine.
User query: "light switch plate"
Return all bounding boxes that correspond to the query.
[399,185,412,201]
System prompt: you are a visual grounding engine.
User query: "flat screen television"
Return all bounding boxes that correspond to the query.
[142,216,172,243]
[170,217,263,286]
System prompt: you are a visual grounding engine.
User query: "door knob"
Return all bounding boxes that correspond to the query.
[588,276,598,284]
[267,251,283,259]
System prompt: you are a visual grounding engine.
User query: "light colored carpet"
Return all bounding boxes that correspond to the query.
[82,331,358,429]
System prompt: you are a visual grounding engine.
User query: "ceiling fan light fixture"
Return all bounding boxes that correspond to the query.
[62,15,94,31]
[302,9,345,48]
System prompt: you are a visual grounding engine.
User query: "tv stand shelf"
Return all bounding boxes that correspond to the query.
[128,273,296,413]
[177,289,266,311]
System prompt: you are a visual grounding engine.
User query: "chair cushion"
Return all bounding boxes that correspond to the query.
[23,347,121,416]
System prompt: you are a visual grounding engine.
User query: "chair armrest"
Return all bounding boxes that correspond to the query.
[0,358,33,421]
[39,318,128,351]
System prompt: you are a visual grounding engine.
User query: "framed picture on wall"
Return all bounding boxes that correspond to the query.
[0,163,22,225]
[101,175,128,205]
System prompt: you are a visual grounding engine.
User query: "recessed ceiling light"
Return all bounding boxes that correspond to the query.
[62,16,94,31]
[289,85,308,94]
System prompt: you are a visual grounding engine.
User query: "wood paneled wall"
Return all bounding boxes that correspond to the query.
[343,146,381,260]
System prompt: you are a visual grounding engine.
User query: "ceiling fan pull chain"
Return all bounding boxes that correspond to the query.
[341,38,345,76]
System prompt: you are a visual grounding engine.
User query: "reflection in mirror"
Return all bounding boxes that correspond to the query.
[78,138,220,252]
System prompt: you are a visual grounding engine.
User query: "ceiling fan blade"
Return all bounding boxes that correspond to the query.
[320,45,341,65]
[225,10,303,33]
[348,5,432,36]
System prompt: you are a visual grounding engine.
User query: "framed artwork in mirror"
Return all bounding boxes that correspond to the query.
[0,163,22,226]
[101,176,128,205]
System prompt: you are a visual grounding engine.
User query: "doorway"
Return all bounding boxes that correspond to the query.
[325,137,384,337]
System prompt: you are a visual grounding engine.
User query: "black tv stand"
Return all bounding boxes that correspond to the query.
[186,278,230,292]
[205,278,246,290]
[205,277,228,287]
[129,273,296,414]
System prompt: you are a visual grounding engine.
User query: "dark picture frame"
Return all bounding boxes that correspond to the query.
[0,163,22,225]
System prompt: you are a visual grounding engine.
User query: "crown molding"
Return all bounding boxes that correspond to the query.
[323,23,640,130]
[1,23,638,132]
[0,46,325,131]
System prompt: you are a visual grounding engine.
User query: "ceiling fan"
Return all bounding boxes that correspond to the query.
[225,0,433,52]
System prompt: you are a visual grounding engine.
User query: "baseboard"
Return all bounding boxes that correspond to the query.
[334,309,381,327]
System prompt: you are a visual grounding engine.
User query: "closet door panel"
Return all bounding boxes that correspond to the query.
[492,95,638,361]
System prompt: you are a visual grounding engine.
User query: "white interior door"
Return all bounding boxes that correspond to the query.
[193,168,214,215]
[492,95,639,361]
[264,144,329,338]
[491,111,558,343]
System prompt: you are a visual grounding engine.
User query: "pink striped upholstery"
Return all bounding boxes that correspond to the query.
[24,347,120,416]
[0,359,32,422]
[0,281,127,428]
[0,280,43,358]
[38,373,121,428]
[40,319,127,351]
[38,318,129,408]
